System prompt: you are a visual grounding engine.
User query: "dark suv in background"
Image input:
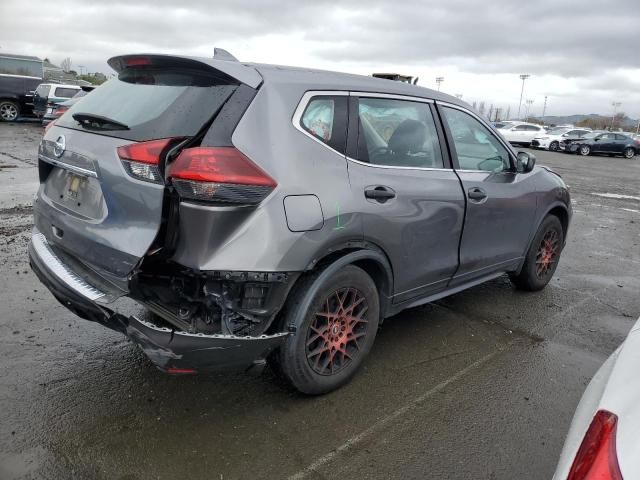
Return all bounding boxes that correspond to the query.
[29,53,572,394]
[0,73,42,121]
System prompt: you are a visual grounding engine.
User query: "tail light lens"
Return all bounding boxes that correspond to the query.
[567,410,622,480]
[53,106,69,119]
[44,120,56,134]
[117,138,175,183]
[168,147,276,205]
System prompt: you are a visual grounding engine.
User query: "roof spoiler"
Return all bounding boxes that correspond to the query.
[107,53,262,89]
[213,48,238,62]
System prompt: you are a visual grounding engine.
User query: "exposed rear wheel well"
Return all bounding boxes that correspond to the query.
[302,247,393,315]
[547,206,568,238]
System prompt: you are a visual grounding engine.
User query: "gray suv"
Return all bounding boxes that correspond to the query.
[29,53,571,394]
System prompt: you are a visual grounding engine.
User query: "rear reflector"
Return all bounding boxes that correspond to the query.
[168,147,276,204]
[166,367,197,375]
[567,410,622,480]
[117,138,175,183]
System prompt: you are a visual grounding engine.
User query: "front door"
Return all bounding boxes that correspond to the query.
[347,95,465,303]
[437,104,538,285]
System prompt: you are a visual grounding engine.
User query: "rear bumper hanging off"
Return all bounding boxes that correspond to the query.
[28,230,289,373]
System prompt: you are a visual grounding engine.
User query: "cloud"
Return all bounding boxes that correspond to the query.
[0,0,638,116]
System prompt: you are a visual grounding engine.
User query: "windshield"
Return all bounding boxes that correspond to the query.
[496,122,514,129]
[56,66,238,141]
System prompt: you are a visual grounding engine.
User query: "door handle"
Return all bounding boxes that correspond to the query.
[365,186,396,203]
[467,187,487,201]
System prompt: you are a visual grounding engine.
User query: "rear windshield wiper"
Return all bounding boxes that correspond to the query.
[72,112,130,131]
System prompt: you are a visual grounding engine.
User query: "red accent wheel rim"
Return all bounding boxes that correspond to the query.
[306,288,369,375]
[536,229,559,278]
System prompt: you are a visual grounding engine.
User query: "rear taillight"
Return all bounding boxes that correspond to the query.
[117,138,175,183]
[168,147,276,204]
[44,120,56,134]
[567,410,622,480]
[53,106,69,119]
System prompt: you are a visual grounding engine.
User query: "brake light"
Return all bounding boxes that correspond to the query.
[168,147,276,204]
[567,410,622,480]
[53,106,69,118]
[124,56,152,67]
[117,138,175,183]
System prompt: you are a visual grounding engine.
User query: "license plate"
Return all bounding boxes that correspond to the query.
[65,173,84,200]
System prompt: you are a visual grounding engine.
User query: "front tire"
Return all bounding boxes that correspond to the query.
[579,145,591,156]
[510,215,564,291]
[623,147,635,159]
[0,100,20,122]
[276,264,380,394]
[549,141,559,152]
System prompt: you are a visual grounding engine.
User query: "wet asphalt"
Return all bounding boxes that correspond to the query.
[0,122,639,480]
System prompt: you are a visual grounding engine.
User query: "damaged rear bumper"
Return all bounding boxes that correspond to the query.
[28,231,289,373]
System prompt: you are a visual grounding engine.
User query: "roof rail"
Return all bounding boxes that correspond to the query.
[213,48,238,62]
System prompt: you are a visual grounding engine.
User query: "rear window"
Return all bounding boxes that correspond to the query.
[56,66,238,141]
[54,87,80,98]
[35,84,51,98]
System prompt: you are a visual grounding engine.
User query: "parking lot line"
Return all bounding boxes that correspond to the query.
[287,345,511,480]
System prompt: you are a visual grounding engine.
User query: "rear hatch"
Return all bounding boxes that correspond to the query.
[35,54,261,281]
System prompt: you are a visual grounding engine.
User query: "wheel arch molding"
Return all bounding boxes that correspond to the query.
[303,245,394,319]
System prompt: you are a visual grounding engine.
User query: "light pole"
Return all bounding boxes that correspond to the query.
[525,99,534,121]
[610,102,621,129]
[435,77,444,91]
[517,74,530,120]
[542,95,548,118]
[78,65,85,76]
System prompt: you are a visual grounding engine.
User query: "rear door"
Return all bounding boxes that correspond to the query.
[594,133,615,153]
[35,56,256,279]
[437,103,537,285]
[33,84,50,115]
[346,94,465,302]
[613,134,630,153]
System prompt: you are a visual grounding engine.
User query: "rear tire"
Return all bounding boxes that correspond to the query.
[623,147,635,159]
[0,100,20,122]
[276,264,379,394]
[510,215,564,291]
[579,145,591,156]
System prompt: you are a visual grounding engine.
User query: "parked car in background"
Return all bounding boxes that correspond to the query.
[43,86,95,125]
[553,316,640,480]
[33,83,82,121]
[0,73,43,121]
[30,53,571,394]
[531,127,591,152]
[562,131,638,158]
[497,122,546,146]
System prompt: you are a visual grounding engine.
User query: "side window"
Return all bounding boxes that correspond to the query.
[300,95,347,154]
[441,106,511,172]
[355,97,444,168]
[54,87,80,98]
[513,125,529,131]
[615,134,628,141]
[35,84,51,98]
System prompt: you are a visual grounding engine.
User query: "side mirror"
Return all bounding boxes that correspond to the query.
[516,151,536,173]
[561,133,568,137]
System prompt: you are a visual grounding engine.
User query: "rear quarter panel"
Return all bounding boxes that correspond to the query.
[171,82,363,272]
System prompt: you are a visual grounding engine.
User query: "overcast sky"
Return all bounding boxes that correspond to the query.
[2,0,639,118]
